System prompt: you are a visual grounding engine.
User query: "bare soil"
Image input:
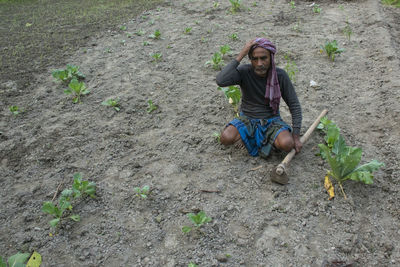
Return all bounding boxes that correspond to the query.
[1,0,400,266]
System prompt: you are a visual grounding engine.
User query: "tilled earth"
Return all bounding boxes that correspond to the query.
[1,0,400,266]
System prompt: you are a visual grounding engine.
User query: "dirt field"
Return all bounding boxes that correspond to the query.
[1,0,400,266]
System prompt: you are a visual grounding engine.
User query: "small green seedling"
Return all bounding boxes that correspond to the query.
[72,172,96,199]
[283,54,298,83]
[120,25,127,31]
[134,185,150,199]
[321,40,344,61]
[184,27,192,34]
[120,39,126,46]
[143,41,150,46]
[290,1,296,9]
[229,33,239,41]
[218,85,241,114]
[205,52,224,70]
[102,98,120,111]
[220,44,231,56]
[64,79,90,103]
[52,64,85,84]
[42,173,96,227]
[188,263,198,267]
[312,4,321,13]
[212,132,221,143]
[343,21,352,41]
[229,0,242,13]
[147,100,158,113]
[135,29,145,36]
[182,211,212,233]
[9,105,20,115]
[381,0,400,7]
[151,52,163,62]
[213,1,220,8]
[252,1,258,6]
[149,29,161,39]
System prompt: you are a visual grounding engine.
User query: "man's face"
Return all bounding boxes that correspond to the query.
[251,47,271,77]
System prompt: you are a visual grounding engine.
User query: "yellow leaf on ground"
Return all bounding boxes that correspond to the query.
[27,251,42,267]
[324,175,335,200]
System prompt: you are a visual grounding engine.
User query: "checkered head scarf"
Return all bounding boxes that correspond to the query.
[248,38,281,114]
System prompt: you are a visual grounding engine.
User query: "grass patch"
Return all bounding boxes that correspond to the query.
[0,0,163,90]
[382,0,400,7]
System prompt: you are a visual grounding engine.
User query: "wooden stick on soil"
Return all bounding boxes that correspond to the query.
[52,182,63,201]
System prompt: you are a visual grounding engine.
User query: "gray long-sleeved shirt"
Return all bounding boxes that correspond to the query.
[216,59,302,135]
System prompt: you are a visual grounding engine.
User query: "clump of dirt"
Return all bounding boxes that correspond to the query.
[1,0,400,266]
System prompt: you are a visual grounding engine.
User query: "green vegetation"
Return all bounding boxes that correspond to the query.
[343,21,353,41]
[229,33,239,41]
[229,0,242,13]
[321,40,344,61]
[9,105,20,115]
[218,85,241,114]
[134,185,150,199]
[212,132,221,143]
[0,252,33,267]
[151,52,163,62]
[64,79,90,103]
[52,64,85,84]
[290,0,296,9]
[205,52,224,70]
[147,100,158,113]
[318,117,384,199]
[188,263,198,267]
[312,4,321,13]
[283,54,298,83]
[149,29,161,39]
[184,27,192,34]
[42,173,96,228]
[102,98,121,111]
[382,0,400,7]
[135,29,146,36]
[182,211,212,233]
[220,44,231,56]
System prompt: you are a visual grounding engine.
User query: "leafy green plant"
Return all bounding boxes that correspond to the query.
[289,0,296,9]
[212,132,221,143]
[321,40,344,61]
[229,33,239,41]
[318,117,384,199]
[52,64,85,84]
[42,173,96,227]
[9,105,20,115]
[283,54,298,83]
[218,85,241,114]
[220,44,231,56]
[182,211,212,233]
[213,1,220,8]
[149,29,161,39]
[151,52,162,62]
[134,185,150,199]
[64,79,90,103]
[102,98,120,111]
[184,27,192,34]
[119,25,127,31]
[205,52,224,70]
[72,173,96,199]
[312,4,321,13]
[188,263,198,267]
[229,0,242,13]
[0,252,31,267]
[143,41,150,46]
[147,100,158,113]
[343,21,353,41]
[135,29,145,36]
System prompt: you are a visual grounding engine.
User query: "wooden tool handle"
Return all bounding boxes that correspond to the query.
[275,109,328,174]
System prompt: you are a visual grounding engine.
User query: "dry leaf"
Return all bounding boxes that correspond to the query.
[324,175,335,200]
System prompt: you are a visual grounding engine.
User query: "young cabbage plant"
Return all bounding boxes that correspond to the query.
[205,52,224,70]
[218,85,241,115]
[151,52,163,62]
[134,185,150,199]
[42,189,80,227]
[72,172,96,199]
[220,44,231,56]
[283,54,298,83]
[229,0,242,13]
[184,27,192,34]
[229,33,239,41]
[64,79,90,103]
[52,64,85,84]
[147,100,158,113]
[102,98,121,111]
[9,105,20,115]
[321,40,344,61]
[149,29,161,39]
[182,211,212,234]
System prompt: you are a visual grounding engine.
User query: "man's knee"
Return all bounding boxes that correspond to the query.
[274,131,294,152]
[220,125,240,145]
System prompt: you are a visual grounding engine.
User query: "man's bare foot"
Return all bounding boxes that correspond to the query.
[234,139,245,149]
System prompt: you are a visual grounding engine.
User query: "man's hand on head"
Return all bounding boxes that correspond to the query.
[293,134,302,154]
[236,39,256,62]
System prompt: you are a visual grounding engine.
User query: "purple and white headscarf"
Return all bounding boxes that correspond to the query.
[248,38,281,114]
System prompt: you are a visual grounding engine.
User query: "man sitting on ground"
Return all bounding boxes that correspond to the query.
[216,38,302,159]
